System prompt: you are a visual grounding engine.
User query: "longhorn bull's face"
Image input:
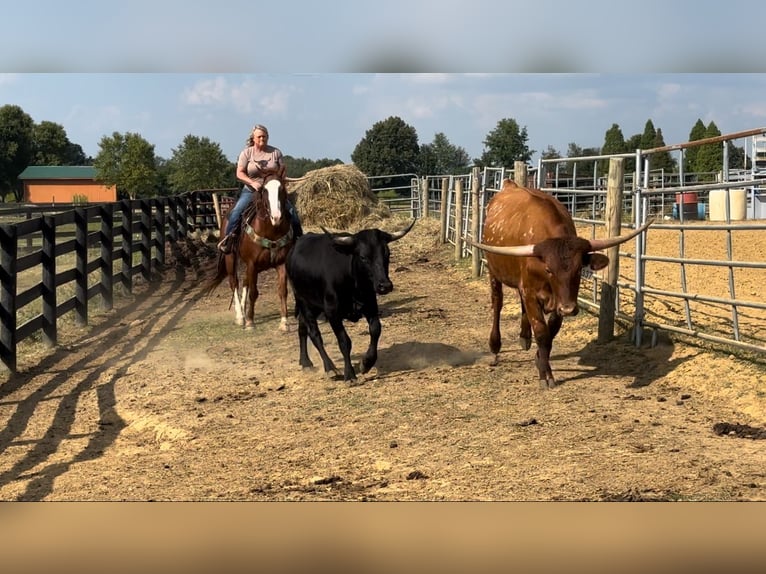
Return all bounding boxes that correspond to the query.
[533,238,609,316]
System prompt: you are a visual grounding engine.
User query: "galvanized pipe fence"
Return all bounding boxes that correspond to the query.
[405,127,766,357]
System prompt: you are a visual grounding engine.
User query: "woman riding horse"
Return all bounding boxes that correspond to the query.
[202,174,299,331]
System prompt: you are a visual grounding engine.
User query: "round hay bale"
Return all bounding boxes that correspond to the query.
[289,164,391,230]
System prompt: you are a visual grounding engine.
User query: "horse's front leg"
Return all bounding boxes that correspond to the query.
[226,254,245,327]
[245,275,259,330]
[276,263,289,332]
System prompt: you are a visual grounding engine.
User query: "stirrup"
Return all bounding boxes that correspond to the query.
[218,234,234,254]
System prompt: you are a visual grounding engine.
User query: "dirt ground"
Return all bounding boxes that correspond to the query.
[1,217,765,501]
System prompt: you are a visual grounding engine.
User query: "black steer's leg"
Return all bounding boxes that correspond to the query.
[328,316,356,381]
[360,314,381,373]
[304,312,339,376]
[296,310,314,369]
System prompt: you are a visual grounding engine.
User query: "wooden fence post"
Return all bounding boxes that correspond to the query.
[454,178,464,261]
[120,199,133,293]
[0,224,18,373]
[470,167,482,277]
[140,200,152,282]
[42,215,57,347]
[420,177,429,218]
[598,157,624,343]
[514,161,527,187]
[439,177,449,243]
[74,206,88,327]
[99,204,114,312]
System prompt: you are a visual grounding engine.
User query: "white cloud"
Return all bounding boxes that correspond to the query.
[181,76,294,116]
[741,103,766,118]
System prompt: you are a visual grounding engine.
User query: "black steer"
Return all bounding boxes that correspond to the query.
[285,220,415,381]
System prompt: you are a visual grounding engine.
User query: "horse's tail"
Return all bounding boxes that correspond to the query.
[198,251,229,297]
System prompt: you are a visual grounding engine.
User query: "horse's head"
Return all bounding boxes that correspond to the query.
[260,177,287,227]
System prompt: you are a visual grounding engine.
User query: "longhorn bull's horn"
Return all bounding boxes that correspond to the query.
[588,220,653,252]
[386,219,416,242]
[285,176,308,182]
[467,237,536,257]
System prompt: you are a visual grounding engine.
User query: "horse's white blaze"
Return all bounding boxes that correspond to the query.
[265,179,283,225]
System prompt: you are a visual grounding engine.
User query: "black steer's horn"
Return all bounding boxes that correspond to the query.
[386,219,416,242]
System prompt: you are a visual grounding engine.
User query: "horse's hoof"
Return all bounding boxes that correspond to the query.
[235,318,244,326]
[244,322,254,330]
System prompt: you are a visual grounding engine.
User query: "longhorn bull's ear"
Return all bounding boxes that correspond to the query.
[385,219,416,242]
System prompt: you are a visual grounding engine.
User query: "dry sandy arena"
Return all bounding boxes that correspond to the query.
[1,217,765,501]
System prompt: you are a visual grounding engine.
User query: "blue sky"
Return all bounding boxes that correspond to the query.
[3,73,766,165]
[2,1,766,165]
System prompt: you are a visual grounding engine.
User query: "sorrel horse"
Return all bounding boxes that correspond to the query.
[202,176,295,331]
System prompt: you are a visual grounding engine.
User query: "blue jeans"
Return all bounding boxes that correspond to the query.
[225,185,301,235]
[225,186,253,235]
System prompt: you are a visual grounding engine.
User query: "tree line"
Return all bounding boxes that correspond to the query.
[0,103,752,202]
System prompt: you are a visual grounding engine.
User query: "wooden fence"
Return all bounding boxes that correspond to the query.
[1,191,220,373]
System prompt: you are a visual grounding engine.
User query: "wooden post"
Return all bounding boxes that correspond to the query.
[470,167,481,277]
[420,177,429,218]
[212,192,223,231]
[439,177,449,243]
[454,177,464,260]
[514,161,527,187]
[598,157,624,343]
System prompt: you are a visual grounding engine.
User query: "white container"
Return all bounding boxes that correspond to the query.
[709,188,747,221]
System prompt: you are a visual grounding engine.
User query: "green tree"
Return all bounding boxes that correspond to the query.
[624,133,642,173]
[478,118,533,168]
[727,141,748,171]
[32,120,88,166]
[650,128,677,174]
[93,132,158,200]
[640,119,657,150]
[600,123,627,176]
[351,116,420,177]
[684,119,707,174]
[694,121,723,176]
[540,145,563,185]
[283,156,344,178]
[419,132,471,174]
[565,143,599,186]
[0,104,35,201]
[165,134,234,194]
